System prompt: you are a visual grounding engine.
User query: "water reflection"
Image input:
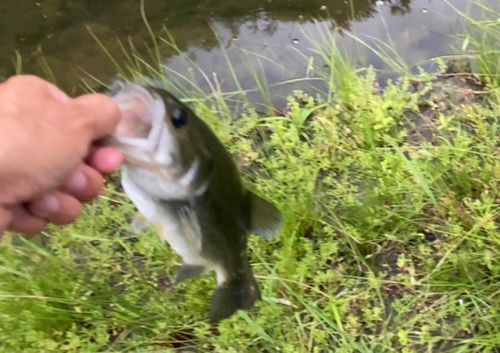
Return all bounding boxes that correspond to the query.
[0,0,481,104]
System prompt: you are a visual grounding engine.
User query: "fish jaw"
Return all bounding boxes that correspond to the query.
[104,83,180,171]
[109,84,164,149]
[104,83,200,199]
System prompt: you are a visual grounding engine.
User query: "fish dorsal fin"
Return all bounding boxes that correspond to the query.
[248,191,283,239]
[131,212,151,234]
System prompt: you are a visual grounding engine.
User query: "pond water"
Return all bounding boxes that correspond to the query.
[0,0,490,107]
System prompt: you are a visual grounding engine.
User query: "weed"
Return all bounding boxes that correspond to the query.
[3,3,500,352]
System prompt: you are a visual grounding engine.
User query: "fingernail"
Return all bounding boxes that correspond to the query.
[107,149,124,170]
[30,195,60,218]
[89,147,123,173]
[48,83,69,104]
[66,171,87,191]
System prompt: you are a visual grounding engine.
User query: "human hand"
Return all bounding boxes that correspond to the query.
[0,75,123,237]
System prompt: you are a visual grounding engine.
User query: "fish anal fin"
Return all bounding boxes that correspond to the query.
[247,191,283,239]
[131,212,151,234]
[174,263,207,284]
[152,220,168,241]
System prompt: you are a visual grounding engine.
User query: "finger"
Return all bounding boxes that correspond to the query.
[27,193,60,219]
[87,146,123,173]
[59,164,104,203]
[27,191,82,226]
[47,83,70,103]
[8,206,47,237]
[71,93,121,140]
[47,193,82,226]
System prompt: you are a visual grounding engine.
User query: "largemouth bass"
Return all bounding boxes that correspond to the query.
[102,82,283,324]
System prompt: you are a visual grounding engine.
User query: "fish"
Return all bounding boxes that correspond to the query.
[101,81,283,324]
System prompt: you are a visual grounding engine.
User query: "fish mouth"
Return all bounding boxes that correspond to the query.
[102,82,167,164]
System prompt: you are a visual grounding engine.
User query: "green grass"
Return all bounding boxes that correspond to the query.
[450,0,500,88]
[4,3,500,353]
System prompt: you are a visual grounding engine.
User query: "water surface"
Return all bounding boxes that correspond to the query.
[0,0,486,105]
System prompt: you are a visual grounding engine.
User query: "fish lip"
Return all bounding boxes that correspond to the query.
[102,82,165,159]
[102,128,164,165]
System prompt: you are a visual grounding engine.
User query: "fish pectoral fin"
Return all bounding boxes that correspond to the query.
[247,191,283,240]
[174,263,207,284]
[131,212,151,234]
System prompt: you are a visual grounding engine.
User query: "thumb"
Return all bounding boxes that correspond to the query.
[69,93,121,141]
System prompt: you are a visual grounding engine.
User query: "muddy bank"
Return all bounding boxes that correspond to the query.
[403,60,487,145]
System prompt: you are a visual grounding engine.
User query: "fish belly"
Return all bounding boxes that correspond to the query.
[122,167,211,268]
[154,213,208,267]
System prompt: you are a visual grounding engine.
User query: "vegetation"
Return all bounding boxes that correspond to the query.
[2,1,500,352]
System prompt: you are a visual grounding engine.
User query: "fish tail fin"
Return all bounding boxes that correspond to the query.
[209,267,261,324]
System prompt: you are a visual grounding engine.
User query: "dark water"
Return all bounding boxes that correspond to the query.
[0,0,488,106]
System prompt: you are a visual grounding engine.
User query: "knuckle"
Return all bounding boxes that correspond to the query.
[4,75,44,89]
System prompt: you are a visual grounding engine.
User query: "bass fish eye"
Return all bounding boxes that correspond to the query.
[171,107,188,128]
